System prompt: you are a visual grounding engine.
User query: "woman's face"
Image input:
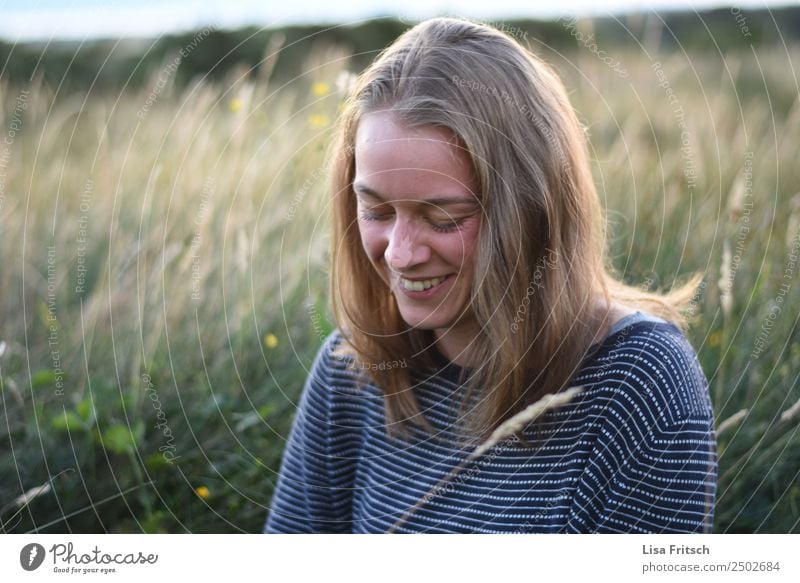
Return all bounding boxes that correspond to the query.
[354,110,481,340]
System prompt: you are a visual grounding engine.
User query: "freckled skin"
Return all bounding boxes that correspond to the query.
[354,111,482,363]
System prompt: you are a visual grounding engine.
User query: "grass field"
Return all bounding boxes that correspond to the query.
[1,36,799,533]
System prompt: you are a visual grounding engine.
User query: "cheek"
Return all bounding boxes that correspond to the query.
[439,220,480,269]
[357,221,386,262]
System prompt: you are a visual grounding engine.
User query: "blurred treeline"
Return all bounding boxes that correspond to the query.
[3,7,800,93]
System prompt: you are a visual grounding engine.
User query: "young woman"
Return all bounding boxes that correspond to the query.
[264,17,717,533]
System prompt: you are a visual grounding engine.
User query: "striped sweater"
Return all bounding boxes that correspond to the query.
[264,312,717,533]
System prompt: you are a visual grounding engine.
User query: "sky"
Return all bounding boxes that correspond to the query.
[0,0,796,42]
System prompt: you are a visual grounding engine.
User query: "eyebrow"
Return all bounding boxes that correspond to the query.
[353,182,478,207]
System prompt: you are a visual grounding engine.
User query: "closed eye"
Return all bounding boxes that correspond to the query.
[430,217,466,233]
[359,209,393,222]
[358,208,473,233]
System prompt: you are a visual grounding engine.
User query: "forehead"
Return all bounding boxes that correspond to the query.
[354,111,477,200]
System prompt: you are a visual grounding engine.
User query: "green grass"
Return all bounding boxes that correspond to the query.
[1,42,798,533]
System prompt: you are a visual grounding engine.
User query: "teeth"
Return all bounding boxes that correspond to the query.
[401,275,447,291]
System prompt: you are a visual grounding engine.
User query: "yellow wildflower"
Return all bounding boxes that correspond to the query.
[229,98,243,113]
[308,114,330,129]
[195,486,210,499]
[264,333,278,349]
[708,331,722,348]
[38,301,59,332]
[312,82,330,97]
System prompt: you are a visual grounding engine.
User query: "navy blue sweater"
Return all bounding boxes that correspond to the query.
[264,312,717,533]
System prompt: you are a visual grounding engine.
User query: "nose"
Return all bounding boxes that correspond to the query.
[385,216,430,272]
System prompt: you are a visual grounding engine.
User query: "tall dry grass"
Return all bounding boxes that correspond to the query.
[0,41,798,532]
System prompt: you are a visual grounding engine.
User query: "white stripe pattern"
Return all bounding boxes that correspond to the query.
[264,313,717,533]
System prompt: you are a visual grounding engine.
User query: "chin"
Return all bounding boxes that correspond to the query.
[396,310,453,331]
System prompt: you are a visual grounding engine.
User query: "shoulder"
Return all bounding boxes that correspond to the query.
[307,329,355,373]
[577,320,713,428]
[304,329,369,397]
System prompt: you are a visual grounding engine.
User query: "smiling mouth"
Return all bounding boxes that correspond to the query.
[398,274,451,292]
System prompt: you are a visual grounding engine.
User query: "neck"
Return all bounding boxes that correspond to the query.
[432,321,481,367]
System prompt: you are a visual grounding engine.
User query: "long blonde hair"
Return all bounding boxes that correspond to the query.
[328,16,702,444]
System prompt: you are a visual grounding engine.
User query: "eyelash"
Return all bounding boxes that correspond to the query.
[358,211,465,233]
[430,220,464,234]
